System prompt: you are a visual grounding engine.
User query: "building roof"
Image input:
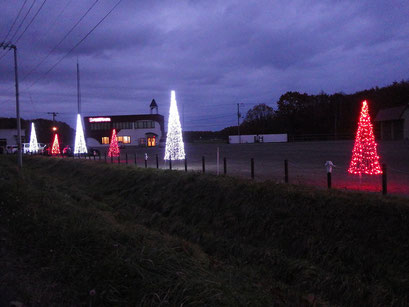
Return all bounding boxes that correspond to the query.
[150,99,158,108]
[375,105,408,121]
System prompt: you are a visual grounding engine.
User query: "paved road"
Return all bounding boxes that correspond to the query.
[90,140,409,196]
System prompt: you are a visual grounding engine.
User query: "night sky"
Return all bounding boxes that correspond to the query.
[1,1,408,130]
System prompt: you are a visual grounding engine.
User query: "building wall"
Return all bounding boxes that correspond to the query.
[83,114,165,146]
[0,129,26,146]
[117,126,163,145]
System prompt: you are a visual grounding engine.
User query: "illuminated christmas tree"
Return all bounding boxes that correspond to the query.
[108,129,120,157]
[348,100,382,175]
[29,122,39,153]
[164,90,185,160]
[51,133,61,155]
[74,114,88,154]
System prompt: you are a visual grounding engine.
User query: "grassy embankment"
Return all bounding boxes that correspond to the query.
[0,156,409,306]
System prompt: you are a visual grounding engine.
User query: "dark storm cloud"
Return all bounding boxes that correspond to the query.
[1,0,408,130]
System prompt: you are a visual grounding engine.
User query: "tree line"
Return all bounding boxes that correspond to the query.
[187,80,409,142]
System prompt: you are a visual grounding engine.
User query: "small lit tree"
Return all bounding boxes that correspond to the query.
[74,114,88,155]
[348,100,382,175]
[51,134,61,155]
[108,129,120,157]
[164,90,185,160]
[29,122,39,153]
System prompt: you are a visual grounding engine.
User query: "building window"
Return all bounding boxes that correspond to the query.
[134,120,155,129]
[113,122,132,129]
[147,136,156,147]
[117,136,131,144]
[139,138,146,145]
[102,137,109,144]
[91,122,111,130]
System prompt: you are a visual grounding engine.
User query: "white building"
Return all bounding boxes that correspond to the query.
[84,100,165,147]
[229,134,288,144]
[0,129,26,147]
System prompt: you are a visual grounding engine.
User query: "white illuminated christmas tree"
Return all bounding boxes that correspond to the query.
[29,122,39,153]
[74,113,88,154]
[164,90,185,160]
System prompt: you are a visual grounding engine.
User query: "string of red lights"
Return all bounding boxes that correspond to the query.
[348,100,382,175]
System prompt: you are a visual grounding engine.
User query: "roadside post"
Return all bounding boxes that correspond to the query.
[202,156,205,173]
[284,159,289,183]
[325,161,335,189]
[382,163,387,195]
[251,158,254,179]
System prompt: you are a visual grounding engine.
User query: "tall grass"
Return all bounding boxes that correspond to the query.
[1,156,409,306]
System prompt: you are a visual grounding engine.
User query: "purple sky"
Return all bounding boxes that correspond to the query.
[1,1,408,130]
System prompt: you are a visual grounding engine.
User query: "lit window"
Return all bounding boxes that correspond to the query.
[123,136,131,144]
[117,136,123,142]
[102,137,109,144]
[147,136,156,147]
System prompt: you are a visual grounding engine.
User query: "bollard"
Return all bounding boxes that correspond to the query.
[134,153,137,166]
[169,159,172,170]
[223,157,227,175]
[202,156,205,173]
[251,158,254,179]
[156,154,159,169]
[184,158,187,172]
[126,153,128,164]
[382,163,387,195]
[327,172,332,189]
[117,154,120,164]
[104,153,107,163]
[94,154,96,161]
[325,161,334,190]
[284,159,289,183]
[145,158,147,168]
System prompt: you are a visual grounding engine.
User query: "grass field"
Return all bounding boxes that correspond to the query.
[1,156,409,306]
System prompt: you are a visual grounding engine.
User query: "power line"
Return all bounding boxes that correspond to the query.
[8,0,37,43]
[20,0,100,84]
[0,0,121,106]
[1,0,29,43]
[26,0,123,91]
[38,0,73,42]
[15,0,48,44]
[0,0,37,62]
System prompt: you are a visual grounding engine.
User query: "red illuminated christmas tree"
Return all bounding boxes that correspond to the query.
[348,100,382,175]
[51,134,61,155]
[108,129,120,157]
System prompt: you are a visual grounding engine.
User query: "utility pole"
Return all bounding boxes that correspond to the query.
[77,58,81,114]
[1,42,22,169]
[237,103,242,144]
[47,112,59,122]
